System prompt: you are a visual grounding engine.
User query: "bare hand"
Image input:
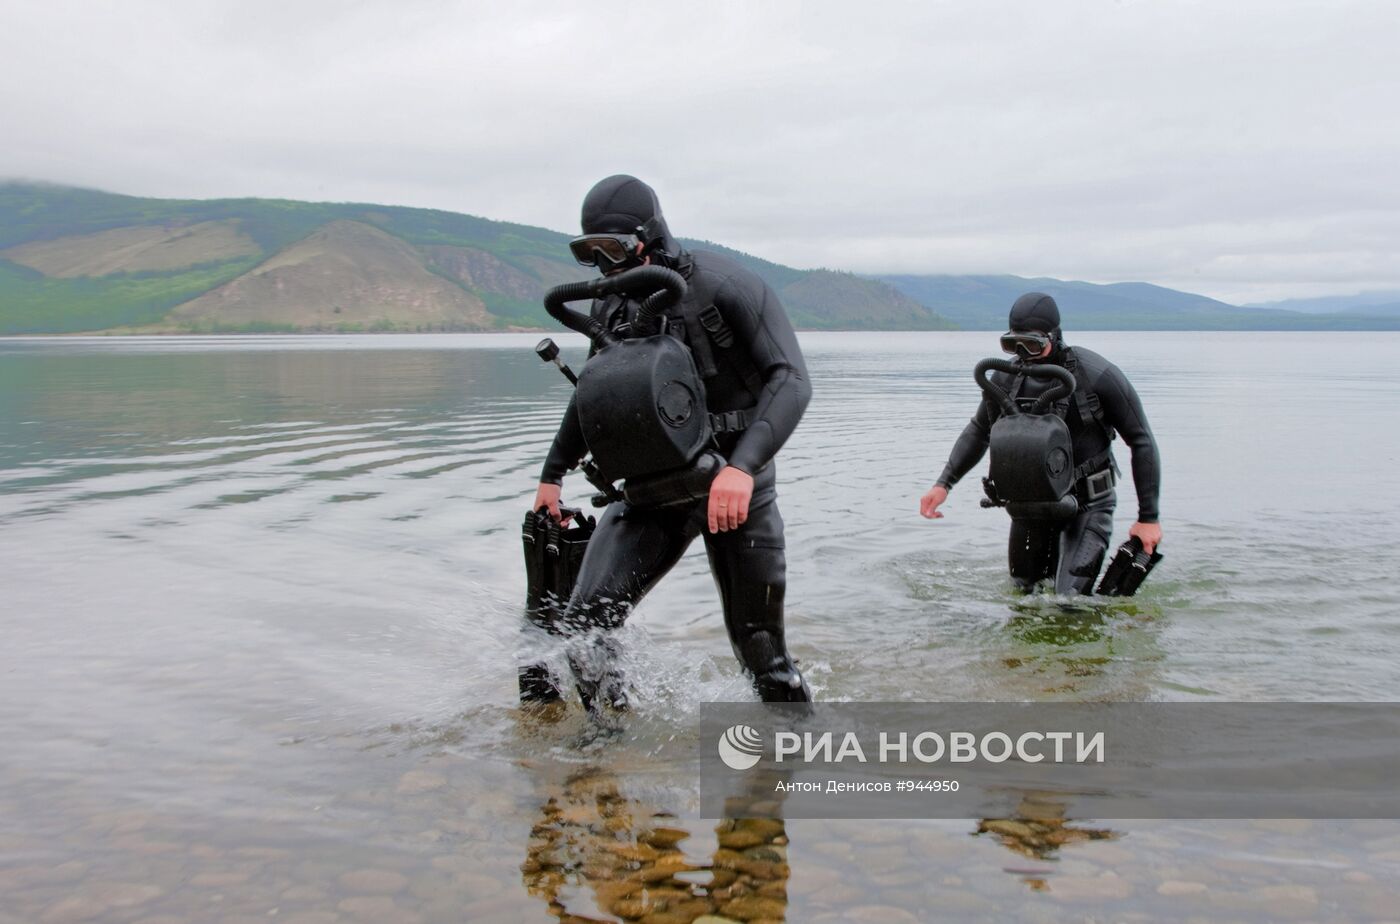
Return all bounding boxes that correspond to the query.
[1129,521,1161,554]
[707,466,754,533]
[919,484,949,519]
[533,482,571,524]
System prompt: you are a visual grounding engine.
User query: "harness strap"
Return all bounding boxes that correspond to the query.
[1072,445,1117,482]
[1062,348,1115,440]
[709,409,749,434]
[698,305,735,348]
[680,305,718,378]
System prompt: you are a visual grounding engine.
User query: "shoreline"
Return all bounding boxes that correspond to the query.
[7,324,1400,338]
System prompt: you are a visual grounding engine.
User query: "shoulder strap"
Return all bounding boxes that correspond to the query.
[679,303,718,378]
[1006,370,1042,415]
[672,262,764,400]
[1062,348,1114,439]
[674,273,739,381]
[595,293,628,329]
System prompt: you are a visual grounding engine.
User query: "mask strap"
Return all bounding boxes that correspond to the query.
[637,216,666,250]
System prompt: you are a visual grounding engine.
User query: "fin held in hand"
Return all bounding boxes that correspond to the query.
[1096,536,1162,597]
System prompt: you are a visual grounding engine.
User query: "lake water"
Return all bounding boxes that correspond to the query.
[2,331,1399,922]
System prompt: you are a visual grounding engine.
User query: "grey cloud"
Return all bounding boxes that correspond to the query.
[2,0,1396,303]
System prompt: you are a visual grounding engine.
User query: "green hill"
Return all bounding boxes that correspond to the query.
[8,181,1395,334]
[0,182,953,334]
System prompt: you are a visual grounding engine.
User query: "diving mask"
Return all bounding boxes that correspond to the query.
[569,233,643,271]
[1000,329,1052,360]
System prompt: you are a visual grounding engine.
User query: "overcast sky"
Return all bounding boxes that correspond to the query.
[3,1,1397,303]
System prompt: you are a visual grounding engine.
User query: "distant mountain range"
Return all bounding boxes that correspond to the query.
[1245,291,1400,316]
[876,275,1400,330]
[2,181,1398,333]
[0,182,950,334]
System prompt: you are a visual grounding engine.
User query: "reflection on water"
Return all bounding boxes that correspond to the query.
[522,764,792,923]
[3,333,1400,920]
[977,793,1120,894]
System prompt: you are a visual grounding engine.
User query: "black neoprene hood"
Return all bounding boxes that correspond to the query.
[580,175,678,254]
[1009,292,1061,333]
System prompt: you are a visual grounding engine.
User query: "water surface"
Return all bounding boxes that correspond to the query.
[2,332,1398,921]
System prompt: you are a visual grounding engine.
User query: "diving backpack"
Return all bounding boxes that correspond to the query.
[542,265,728,507]
[976,358,1081,520]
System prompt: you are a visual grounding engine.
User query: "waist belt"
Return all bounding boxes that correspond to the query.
[709,409,749,434]
[1076,466,1116,502]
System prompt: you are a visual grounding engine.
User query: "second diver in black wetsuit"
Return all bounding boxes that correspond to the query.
[919,293,1162,594]
[523,175,813,711]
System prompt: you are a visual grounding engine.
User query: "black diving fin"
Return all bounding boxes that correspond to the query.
[519,506,595,701]
[1096,536,1163,597]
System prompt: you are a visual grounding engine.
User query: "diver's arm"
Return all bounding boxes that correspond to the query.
[721,277,813,475]
[934,399,995,490]
[539,393,587,485]
[921,405,993,519]
[1098,364,1161,524]
[539,304,607,487]
[533,395,586,523]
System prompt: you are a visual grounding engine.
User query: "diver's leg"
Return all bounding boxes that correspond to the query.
[701,467,811,703]
[518,663,561,703]
[1053,493,1116,595]
[561,502,693,712]
[1008,517,1058,593]
[520,599,562,703]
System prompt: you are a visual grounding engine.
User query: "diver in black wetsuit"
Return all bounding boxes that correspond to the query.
[919,293,1162,594]
[523,175,813,710]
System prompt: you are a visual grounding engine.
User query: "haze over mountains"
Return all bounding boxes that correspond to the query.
[874,276,1400,330]
[2,182,1398,334]
[1245,291,1400,316]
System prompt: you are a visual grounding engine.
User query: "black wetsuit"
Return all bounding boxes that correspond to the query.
[937,345,1160,594]
[526,246,813,707]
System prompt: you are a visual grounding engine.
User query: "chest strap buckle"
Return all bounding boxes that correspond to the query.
[709,409,749,434]
[698,305,735,348]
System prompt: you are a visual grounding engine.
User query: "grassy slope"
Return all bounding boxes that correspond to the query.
[0,183,573,333]
[19,182,1392,333]
[0,257,263,334]
[1,183,949,333]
